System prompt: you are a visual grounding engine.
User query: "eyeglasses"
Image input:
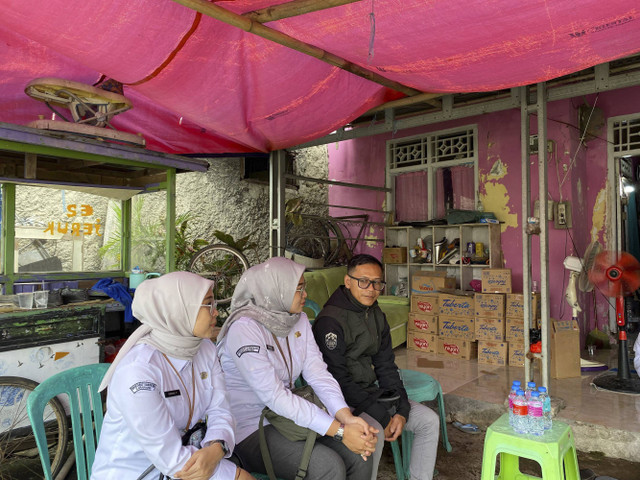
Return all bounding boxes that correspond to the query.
[347,274,386,291]
[295,282,307,294]
[200,300,218,315]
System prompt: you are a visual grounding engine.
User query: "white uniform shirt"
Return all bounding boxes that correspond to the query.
[91,340,237,480]
[218,313,348,443]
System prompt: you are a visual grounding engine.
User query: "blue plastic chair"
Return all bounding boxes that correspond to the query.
[389,369,452,480]
[27,363,110,480]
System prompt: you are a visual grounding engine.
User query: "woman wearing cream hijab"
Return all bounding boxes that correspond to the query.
[217,257,378,480]
[92,272,253,480]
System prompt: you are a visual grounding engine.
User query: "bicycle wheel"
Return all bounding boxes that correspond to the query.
[188,245,250,304]
[0,376,68,480]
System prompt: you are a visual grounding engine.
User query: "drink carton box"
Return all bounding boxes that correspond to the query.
[478,341,508,366]
[505,317,525,341]
[550,319,580,378]
[408,313,438,334]
[506,293,541,319]
[481,269,512,293]
[407,331,437,353]
[437,338,478,360]
[508,341,525,367]
[411,271,456,294]
[474,293,506,318]
[438,315,475,340]
[439,292,474,318]
[475,316,505,341]
[382,247,407,264]
[410,294,438,314]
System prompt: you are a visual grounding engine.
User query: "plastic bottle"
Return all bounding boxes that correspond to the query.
[538,386,552,430]
[525,381,536,400]
[508,381,521,427]
[527,391,544,436]
[512,389,529,434]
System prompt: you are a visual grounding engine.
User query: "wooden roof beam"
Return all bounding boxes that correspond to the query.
[172,0,422,96]
[245,0,362,23]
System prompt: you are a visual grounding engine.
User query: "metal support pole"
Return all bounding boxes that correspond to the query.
[121,198,132,275]
[165,168,176,272]
[537,82,551,389]
[1,183,16,294]
[520,86,533,383]
[269,150,286,258]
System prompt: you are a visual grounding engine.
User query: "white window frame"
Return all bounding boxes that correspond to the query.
[385,124,479,221]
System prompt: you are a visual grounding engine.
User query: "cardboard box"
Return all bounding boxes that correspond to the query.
[508,341,525,367]
[506,293,541,319]
[382,247,407,264]
[439,292,475,318]
[474,293,506,318]
[411,272,456,294]
[475,316,505,341]
[438,337,478,360]
[410,294,439,314]
[407,331,437,353]
[481,269,512,293]
[478,341,508,366]
[505,317,525,341]
[408,312,438,334]
[439,315,475,340]
[550,319,580,378]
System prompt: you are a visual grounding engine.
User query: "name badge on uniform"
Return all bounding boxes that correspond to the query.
[164,390,181,398]
[266,344,274,351]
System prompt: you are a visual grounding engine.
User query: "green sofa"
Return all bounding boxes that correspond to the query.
[302,266,410,348]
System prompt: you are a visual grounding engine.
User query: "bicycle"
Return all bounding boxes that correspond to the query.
[187,244,250,305]
[0,376,68,479]
[285,213,370,268]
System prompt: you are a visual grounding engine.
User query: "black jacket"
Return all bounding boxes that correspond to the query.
[312,286,410,428]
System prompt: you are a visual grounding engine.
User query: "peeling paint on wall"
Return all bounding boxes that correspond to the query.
[485,158,508,180]
[366,225,380,248]
[590,188,607,243]
[480,182,518,232]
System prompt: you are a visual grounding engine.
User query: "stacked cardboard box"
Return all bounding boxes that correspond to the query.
[505,292,541,367]
[438,291,477,360]
[476,269,512,366]
[407,272,455,353]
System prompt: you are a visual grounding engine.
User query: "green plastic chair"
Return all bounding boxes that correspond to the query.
[27,363,110,480]
[389,369,452,480]
[481,413,580,480]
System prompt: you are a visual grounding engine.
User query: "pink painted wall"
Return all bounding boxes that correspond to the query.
[328,85,640,345]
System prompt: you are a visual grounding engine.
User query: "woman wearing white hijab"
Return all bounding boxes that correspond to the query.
[92,272,253,480]
[217,257,378,480]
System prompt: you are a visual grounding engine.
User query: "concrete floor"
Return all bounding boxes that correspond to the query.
[393,344,640,463]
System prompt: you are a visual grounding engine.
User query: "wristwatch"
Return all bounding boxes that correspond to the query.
[204,439,229,455]
[333,423,345,442]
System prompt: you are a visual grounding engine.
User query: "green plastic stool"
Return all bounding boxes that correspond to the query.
[389,369,452,480]
[480,413,580,480]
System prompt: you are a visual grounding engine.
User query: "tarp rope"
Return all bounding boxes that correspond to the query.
[368,0,375,63]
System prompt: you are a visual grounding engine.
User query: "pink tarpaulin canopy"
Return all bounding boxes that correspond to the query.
[1,0,639,154]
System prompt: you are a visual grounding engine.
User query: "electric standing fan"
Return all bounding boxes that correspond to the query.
[589,250,640,393]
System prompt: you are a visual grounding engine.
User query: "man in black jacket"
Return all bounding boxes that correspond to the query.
[313,254,439,480]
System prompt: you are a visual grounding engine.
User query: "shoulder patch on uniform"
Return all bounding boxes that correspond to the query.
[236,345,260,357]
[130,381,157,394]
[325,332,338,350]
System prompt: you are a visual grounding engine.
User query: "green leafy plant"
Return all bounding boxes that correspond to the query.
[99,198,209,271]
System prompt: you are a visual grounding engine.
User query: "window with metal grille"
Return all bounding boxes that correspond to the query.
[613,118,640,153]
[388,127,476,171]
[387,126,478,222]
